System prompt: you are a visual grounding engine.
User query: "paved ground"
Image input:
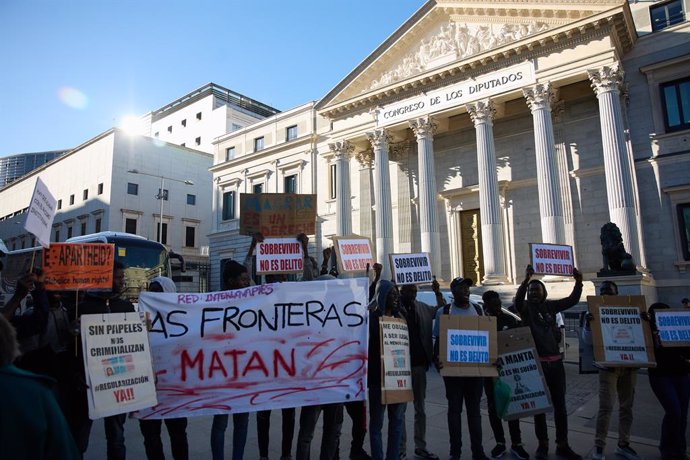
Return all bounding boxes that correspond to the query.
[85,357,667,460]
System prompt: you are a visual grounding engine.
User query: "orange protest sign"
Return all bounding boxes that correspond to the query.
[42,243,115,290]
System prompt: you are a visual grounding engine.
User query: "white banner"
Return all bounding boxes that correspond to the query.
[390,253,433,285]
[81,312,157,419]
[600,306,648,363]
[529,243,574,276]
[137,278,369,419]
[24,177,57,248]
[256,238,304,274]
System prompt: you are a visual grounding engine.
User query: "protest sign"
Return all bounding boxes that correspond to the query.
[440,315,497,377]
[389,252,433,285]
[654,308,690,347]
[137,278,369,419]
[380,317,413,404]
[240,193,317,237]
[42,243,114,290]
[587,295,656,367]
[24,177,57,248]
[333,235,374,274]
[497,327,552,420]
[256,238,304,274]
[529,243,573,276]
[81,312,157,419]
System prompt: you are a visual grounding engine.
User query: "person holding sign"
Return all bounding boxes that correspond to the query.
[482,291,529,460]
[515,265,583,460]
[368,280,407,460]
[648,302,690,460]
[432,277,489,460]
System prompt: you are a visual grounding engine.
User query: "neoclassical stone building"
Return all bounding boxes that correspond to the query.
[210,0,690,303]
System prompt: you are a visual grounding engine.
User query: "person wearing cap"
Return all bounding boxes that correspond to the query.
[433,276,489,460]
[515,265,583,460]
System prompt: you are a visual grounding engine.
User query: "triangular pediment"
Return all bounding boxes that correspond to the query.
[317,0,633,114]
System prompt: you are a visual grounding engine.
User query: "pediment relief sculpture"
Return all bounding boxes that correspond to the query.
[366,20,549,92]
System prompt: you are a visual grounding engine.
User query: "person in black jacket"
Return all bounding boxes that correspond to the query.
[515,265,583,460]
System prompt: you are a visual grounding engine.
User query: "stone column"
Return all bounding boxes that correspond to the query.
[523,82,566,245]
[328,140,354,236]
[466,99,507,285]
[409,116,442,276]
[355,150,376,245]
[588,65,642,266]
[366,128,394,280]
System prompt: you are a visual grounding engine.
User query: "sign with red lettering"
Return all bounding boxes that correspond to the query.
[240,193,317,237]
[380,317,413,404]
[256,238,304,274]
[587,295,656,367]
[43,243,115,290]
[390,252,433,285]
[81,312,157,418]
[136,278,369,419]
[333,235,374,274]
[529,243,574,276]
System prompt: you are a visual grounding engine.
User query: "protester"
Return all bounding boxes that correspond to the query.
[72,260,135,460]
[368,279,406,460]
[433,276,489,460]
[0,314,80,459]
[583,281,641,460]
[648,302,690,460]
[682,297,689,308]
[482,290,529,460]
[398,281,443,460]
[210,259,252,460]
[138,276,189,460]
[515,265,583,460]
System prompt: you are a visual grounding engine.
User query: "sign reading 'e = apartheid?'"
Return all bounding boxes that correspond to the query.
[43,243,115,290]
[256,238,304,274]
[333,235,374,274]
[81,312,157,419]
[654,309,690,347]
[440,315,497,377]
[587,296,656,367]
[389,253,433,285]
[380,317,413,404]
[240,193,317,237]
[529,243,574,276]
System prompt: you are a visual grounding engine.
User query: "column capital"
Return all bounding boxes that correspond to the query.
[523,82,558,112]
[408,116,438,139]
[466,99,496,125]
[366,128,391,150]
[588,64,625,96]
[328,140,354,161]
[390,140,414,163]
[355,149,374,168]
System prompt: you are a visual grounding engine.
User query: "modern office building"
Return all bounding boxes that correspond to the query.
[0,150,68,187]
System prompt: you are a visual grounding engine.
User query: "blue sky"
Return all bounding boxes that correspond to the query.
[0,1,423,157]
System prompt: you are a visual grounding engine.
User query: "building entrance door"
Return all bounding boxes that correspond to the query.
[459,209,484,283]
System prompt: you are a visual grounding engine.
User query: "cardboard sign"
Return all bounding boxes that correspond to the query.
[587,295,656,367]
[137,278,369,419]
[240,193,317,237]
[529,243,574,276]
[380,317,413,404]
[24,177,57,248]
[42,243,115,290]
[81,312,157,419]
[655,309,690,347]
[439,315,497,377]
[389,252,433,285]
[256,238,304,274]
[332,235,374,274]
[497,327,553,420]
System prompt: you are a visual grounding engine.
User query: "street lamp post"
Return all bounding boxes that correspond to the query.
[127,169,194,244]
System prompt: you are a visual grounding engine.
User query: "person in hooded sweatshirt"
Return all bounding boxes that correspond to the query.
[515,265,583,460]
[368,279,406,460]
[138,276,189,460]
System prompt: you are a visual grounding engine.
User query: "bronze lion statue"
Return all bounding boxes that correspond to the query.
[600,222,635,273]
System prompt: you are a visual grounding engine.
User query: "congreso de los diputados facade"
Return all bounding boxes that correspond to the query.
[208,0,690,304]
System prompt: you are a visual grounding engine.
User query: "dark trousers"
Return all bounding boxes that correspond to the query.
[344,400,367,454]
[139,418,189,460]
[257,408,296,458]
[70,386,126,460]
[484,378,522,445]
[649,374,690,457]
[534,360,568,446]
[296,404,344,460]
[443,376,485,458]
